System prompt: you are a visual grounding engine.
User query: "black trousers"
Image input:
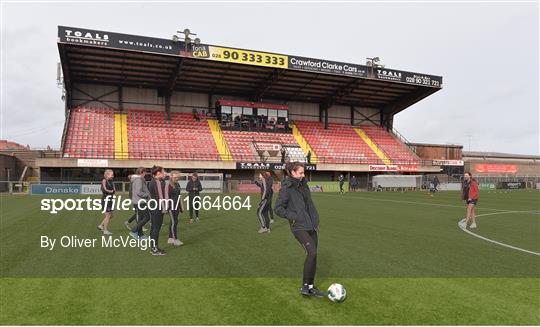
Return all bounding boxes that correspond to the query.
[293,229,318,285]
[267,196,274,220]
[127,209,137,223]
[168,209,180,239]
[131,205,150,236]
[257,198,270,228]
[150,210,164,249]
[189,195,200,219]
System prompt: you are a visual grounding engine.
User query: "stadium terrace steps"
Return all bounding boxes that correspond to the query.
[63,107,115,159]
[221,130,299,162]
[207,119,233,161]
[114,113,129,160]
[358,125,419,164]
[354,127,392,165]
[294,121,379,164]
[291,123,318,163]
[127,109,219,161]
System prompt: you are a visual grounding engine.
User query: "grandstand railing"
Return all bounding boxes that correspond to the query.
[59,108,71,153]
[391,127,418,155]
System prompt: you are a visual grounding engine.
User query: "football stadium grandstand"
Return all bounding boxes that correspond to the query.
[2,26,538,191]
[30,26,446,185]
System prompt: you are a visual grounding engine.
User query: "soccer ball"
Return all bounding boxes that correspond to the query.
[327,283,346,303]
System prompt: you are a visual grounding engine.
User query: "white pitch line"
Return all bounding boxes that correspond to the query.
[458,211,540,256]
[325,193,536,212]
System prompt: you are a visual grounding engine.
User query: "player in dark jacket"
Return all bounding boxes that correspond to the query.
[274,162,324,298]
[459,172,480,229]
[254,171,273,233]
[147,166,167,255]
[186,173,203,223]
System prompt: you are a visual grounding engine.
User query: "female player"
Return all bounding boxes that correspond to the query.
[98,169,115,235]
[459,172,479,229]
[186,173,203,223]
[275,162,324,297]
[254,171,272,233]
[167,170,184,246]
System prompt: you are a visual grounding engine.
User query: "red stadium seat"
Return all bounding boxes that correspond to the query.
[63,107,115,158]
[221,131,299,161]
[294,121,379,164]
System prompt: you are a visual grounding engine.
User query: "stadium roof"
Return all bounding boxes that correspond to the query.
[58,26,443,115]
[463,151,540,160]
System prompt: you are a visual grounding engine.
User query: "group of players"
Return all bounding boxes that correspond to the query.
[98,166,204,256]
[97,162,326,297]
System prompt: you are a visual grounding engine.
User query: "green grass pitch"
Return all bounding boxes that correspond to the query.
[1,189,539,325]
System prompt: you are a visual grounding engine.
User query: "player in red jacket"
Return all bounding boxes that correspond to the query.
[459,172,479,229]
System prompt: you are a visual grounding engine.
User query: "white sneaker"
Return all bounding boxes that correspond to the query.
[167,238,175,244]
[174,239,183,246]
[258,227,267,234]
[458,220,467,229]
[97,224,104,231]
[103,230,113,235]
[469,223,477,229]
[270,219,275,224]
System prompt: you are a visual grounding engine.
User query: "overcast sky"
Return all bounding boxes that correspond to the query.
[1,1,538,155]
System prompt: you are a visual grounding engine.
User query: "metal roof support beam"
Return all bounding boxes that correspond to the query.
[210,64,232,94]
[319,103,330,129]
[118,86,123,112]
[323,78,363,106]
[167,58,184,95]
[165,95,171,120]
[252,69,287,101]
[353,108,380,126]
[72,86,118,110]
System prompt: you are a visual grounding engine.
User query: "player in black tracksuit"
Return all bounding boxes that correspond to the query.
[275,162,325,297]
[186,173,203,223]
[147,166,167,255]
[254,171,273,233]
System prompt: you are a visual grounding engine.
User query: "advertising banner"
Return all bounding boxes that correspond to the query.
[432,160,464,166]
[497,182,526,189]
[31,184,82,195]
[474,164,518,173]
[58,26,182,56]
[236,162,316,171]
[31,184,103,195]
[369,165,399,172]
[373,68,442,87]
[288,56,368,78]
[479,183,496,190]
[77,159,109,167]
[191,44,288,69]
